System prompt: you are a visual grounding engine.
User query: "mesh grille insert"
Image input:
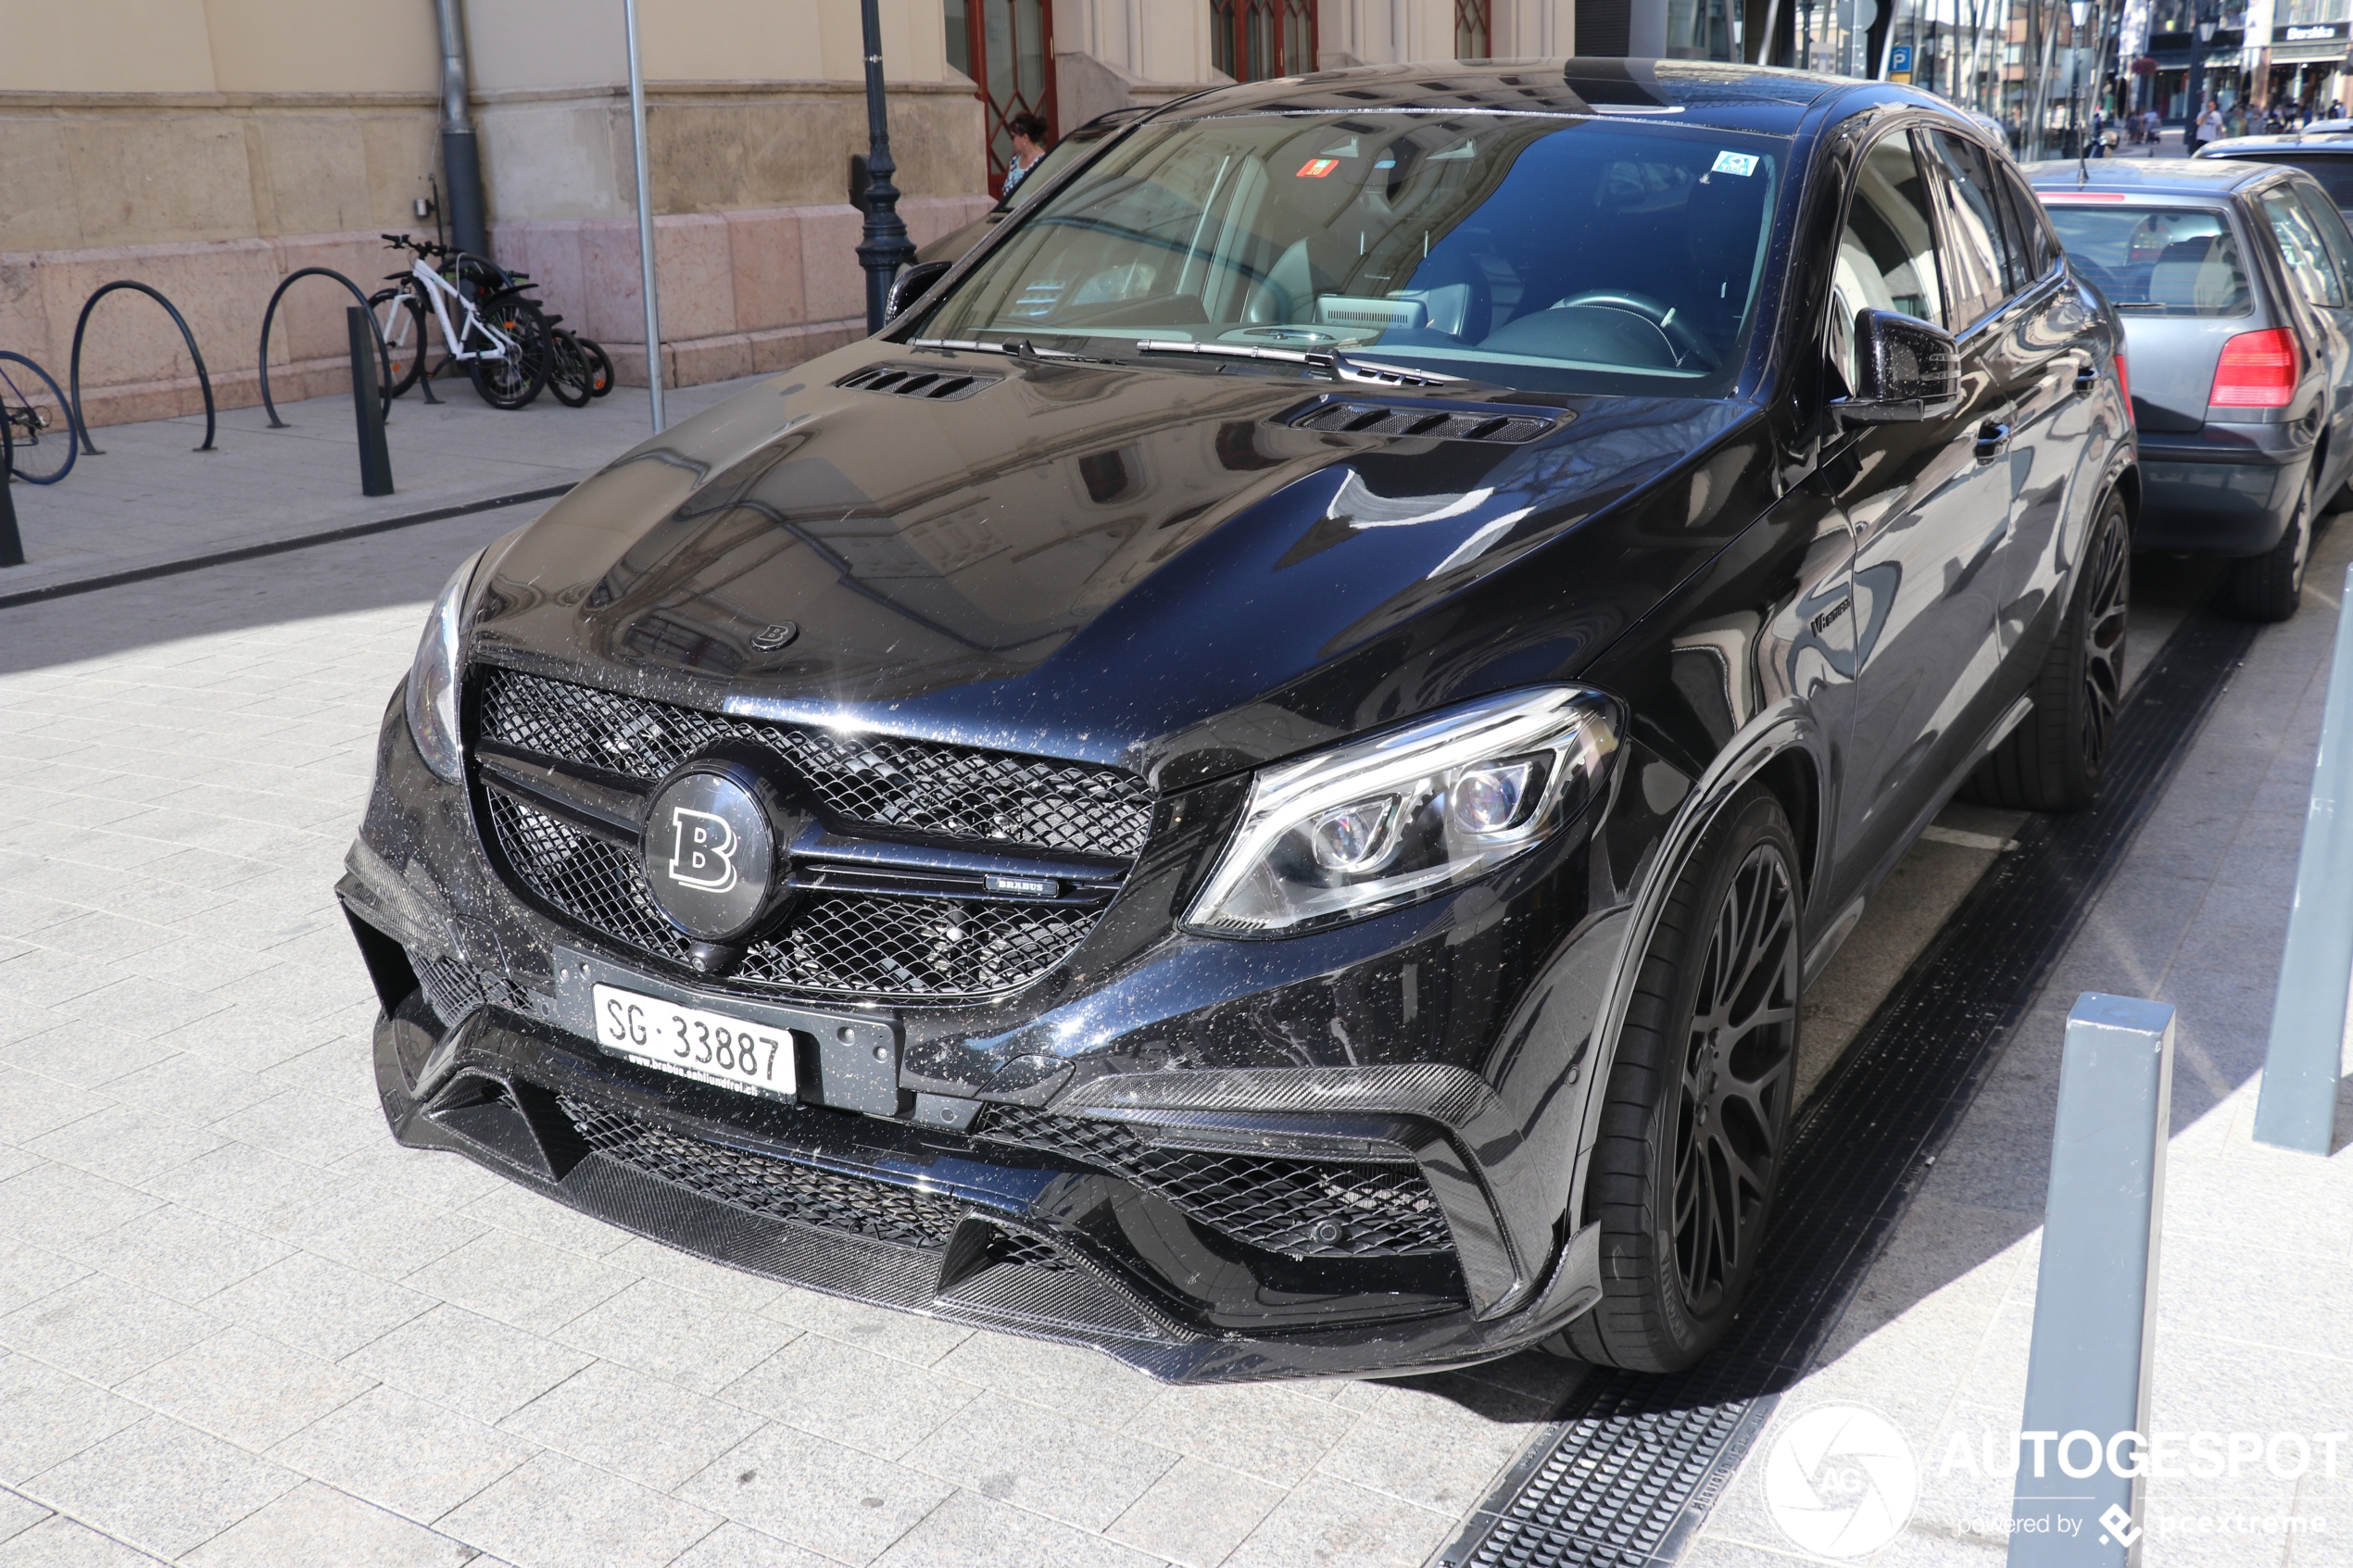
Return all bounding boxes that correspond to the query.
[486,793,1098,998]
[978,1108,1453,1259]
[560,1095,965,1248]
[476,667,1153,859]
[411,950,525,1026]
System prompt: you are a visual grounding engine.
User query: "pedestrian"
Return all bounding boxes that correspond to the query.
[999,112,1051,197]
[2196,99,2223,149]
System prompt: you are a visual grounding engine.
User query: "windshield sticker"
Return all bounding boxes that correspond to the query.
[1297,157,1341,178]
[1712,150,1760,177]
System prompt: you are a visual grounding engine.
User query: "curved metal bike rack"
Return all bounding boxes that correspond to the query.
[257,268,398,429]
[69,281,217,456]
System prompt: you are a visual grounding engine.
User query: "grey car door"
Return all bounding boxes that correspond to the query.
[2275,178,2353,501]
[1826,128,2011,907]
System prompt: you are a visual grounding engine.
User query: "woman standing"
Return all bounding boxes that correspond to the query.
[1000,113,1051,197]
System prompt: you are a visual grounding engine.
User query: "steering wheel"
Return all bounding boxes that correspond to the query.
[1552,291,1718,370]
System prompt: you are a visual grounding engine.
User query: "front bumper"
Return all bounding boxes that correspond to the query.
[339,688,1636,1381]
[2134,423,2314,556]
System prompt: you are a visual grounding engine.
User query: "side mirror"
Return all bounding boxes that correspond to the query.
[886,260,953,322]
[1831,307,1962,425]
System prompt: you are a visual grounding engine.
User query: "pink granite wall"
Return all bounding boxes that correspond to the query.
[0,194,990,428]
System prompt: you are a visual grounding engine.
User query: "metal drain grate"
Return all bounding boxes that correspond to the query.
[1437,607,2262,1568]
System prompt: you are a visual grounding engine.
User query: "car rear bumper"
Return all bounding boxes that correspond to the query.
[2134,425,2313,556]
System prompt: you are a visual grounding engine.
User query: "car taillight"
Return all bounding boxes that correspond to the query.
[2209,328,2298,408]
[2115,353,2132,421]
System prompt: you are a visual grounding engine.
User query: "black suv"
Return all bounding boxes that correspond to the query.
[340,60,2134,1383]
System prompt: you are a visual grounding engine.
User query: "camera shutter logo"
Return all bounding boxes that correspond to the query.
[1763,1403,1918,1557]
[666,807,739,893]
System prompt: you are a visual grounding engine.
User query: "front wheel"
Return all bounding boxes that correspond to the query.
[1963,492,2130,811]
[368,287,429,402]
[1552,786,1801,1373]
[0,350,77,485]
[545,329,594,408]
[466,302,549,410]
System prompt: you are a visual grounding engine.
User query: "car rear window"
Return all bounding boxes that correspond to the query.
[2041,203,2252,316]
[2250,154,2353,214]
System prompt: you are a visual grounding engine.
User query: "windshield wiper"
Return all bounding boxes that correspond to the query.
[909,336,1124,367]
[1133,339,1459,388]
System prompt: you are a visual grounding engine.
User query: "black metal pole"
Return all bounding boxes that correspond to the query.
[856,0,916,334]
[347,307,395,497]
[0,419,23,569]
[2186,6,2208,144]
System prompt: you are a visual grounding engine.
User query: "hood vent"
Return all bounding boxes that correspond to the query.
[1290,401,1557,444]
[837,363,1000,401]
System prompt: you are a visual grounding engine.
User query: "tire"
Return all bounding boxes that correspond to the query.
[2228,463,2315,623]
[467,300,550,410]
[546,329,595,408]
[1962,492,2131,812]
[1553,786,1802,1373]
[0,350,76,484]
[581,336,616,397]
[368,287,430,402]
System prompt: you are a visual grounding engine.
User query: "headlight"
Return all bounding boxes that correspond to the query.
[1184,687,1619,936]
[405,549,483,784]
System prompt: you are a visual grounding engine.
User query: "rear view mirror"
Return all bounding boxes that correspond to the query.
[1832,307,1962,424]
[886,261,953,322]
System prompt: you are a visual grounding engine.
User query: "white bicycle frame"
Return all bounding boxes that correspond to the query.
[388,256,518,365]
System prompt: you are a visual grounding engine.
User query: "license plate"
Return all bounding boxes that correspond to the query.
[591,983,799,1102]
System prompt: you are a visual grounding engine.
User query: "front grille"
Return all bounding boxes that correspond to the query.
[977,1107,1454,1260]
[486,793,1096,999]
[560,1096,965,1248]
[475,667,1153,859]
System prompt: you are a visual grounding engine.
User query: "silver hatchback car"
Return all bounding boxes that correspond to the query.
[2028,158,2353,619]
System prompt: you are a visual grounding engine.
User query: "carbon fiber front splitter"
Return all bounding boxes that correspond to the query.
[371,1001,1604,1385]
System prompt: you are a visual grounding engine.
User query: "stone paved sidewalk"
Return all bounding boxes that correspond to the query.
[2,371,770,602]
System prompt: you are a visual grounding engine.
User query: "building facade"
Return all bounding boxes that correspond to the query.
[1,0,1579,427]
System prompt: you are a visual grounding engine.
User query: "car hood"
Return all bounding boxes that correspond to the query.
[472,345,1766,790]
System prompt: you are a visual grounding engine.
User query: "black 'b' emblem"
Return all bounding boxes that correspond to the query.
[641,765,778,941]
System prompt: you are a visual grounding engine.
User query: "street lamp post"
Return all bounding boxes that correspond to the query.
[2187,2,2219,140]
[855,0,916,333]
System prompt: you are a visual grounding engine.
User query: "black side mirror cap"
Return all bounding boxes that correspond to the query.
[886,261,953,322]
[1831,307,1963,426]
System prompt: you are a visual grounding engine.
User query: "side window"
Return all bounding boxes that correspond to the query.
[1998,167,2060,282]
[2290,182,2353,307]
[1829,133,1947,395]
[1924,131,2020,322]
[2261,186,2346,308]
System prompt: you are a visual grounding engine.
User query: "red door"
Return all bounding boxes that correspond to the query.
[948,0,1057,196]
[1212,0,1319,82]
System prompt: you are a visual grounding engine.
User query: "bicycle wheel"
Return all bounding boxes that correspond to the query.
[546,328,594,408]
[0,350,77,484]
[369,287,430,401]
[581,336,616,397]
[466,301,549,410]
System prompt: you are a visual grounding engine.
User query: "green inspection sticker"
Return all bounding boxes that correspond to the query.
[1712,150,1760,177]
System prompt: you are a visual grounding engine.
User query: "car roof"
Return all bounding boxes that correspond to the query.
[2199,130,2353,155]
[2020,157,2284,197]
[1151,56,1955,139]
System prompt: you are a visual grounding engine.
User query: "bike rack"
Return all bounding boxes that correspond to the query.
[257,268,404,429]
[69,281,217,456]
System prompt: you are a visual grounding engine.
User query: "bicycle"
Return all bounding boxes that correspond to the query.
[0,350,76,485]
[370,234,549,409]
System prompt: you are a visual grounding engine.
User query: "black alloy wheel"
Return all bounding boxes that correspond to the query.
[1554,786,1800,1372]
[1964,492,2131,812]
[2228,462,2315,622]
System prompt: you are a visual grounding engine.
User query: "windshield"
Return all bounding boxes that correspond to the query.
[2042,204,2252,317]
[915,113,1788,396]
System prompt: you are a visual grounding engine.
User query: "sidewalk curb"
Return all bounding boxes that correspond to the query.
[0,483,573,610]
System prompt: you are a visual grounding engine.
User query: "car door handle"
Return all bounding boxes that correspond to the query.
[2074,364,2098,395]
[1974,421,2013,461]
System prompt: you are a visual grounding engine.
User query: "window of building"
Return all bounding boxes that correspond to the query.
[1213,0,1318,82]
[947,0,1057,196]
[1456,0,1492,58]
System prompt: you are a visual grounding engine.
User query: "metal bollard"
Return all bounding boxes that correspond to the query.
[2255,559,2353,1154]
[2008,994,2174,1567]
[0,419,22,569]
[346,306,394,497]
